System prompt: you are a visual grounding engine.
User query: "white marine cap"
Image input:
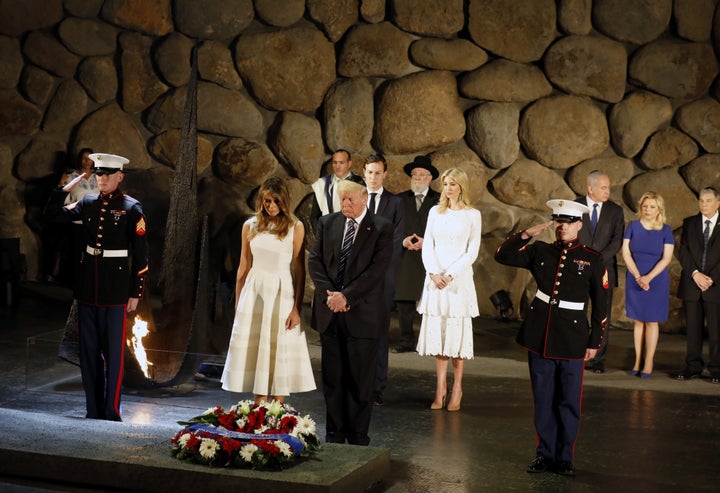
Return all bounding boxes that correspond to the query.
[89,153,129,171]
[546,199,590,223]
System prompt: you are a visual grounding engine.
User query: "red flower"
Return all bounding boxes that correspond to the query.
[218,410,236,429]
[185,434,201,450]
[279,416,297,433]
[221,437,241,454]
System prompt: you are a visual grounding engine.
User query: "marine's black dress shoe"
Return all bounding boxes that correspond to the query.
[554,461,576,476]
[585,364,604,373]
[527,455,551,473]
[372,392,384,406]
[709,376,720,384]
[676,370,701,380]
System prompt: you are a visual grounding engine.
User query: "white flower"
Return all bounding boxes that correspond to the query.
[202,406,217,416]
[198,438,220,459]
[236,400,253,415]
[276,440,293,458]
[296,415,316,435]
[178,433,192,447]
[254,424,268,434]
[265,400,284,416]
[235,417,247,429]
[240,443,258,462]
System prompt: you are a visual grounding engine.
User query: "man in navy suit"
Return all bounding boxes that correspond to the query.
[576,170,624,373]
[677,187,720,383]
[308,180,394,445]
[363,153,404,406]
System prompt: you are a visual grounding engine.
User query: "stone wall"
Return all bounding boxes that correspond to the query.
[1,0,719,331]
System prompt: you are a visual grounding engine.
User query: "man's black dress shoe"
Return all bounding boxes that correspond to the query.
[391,345,414,354]
[527,455,550,473]
[373,392,384,406]
[554,461,576,476]
[709,376,720,384]
[676,370,701,380]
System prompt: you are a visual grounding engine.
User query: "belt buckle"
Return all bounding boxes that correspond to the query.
[93,248,102,255]
[550,298,558,305]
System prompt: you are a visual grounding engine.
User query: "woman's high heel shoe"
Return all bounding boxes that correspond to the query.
[430,393,447,410]
[446,392,462,412]
[631,369,640,376]
[641,372,652,378]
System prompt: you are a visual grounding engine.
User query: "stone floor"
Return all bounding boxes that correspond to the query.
[1,285,719,492]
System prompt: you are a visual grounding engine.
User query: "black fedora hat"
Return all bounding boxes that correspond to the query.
[403,156,439,180]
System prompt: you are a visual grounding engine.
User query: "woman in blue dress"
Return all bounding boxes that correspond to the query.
[621,192,674,378]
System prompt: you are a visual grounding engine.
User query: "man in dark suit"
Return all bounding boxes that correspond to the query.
[495,199,608,477]
[363,153,404,406]
[310,149,364,230]
[392,156,440,353]
[676,187,720,383]
[308,179,394,445]
[576,170,624,373]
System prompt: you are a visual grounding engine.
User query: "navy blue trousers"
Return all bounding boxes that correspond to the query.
[528,352,584,464]
[78,303,126,421]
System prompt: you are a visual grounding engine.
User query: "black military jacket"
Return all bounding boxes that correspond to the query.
[46,188,148,306]
[495,232,608,359]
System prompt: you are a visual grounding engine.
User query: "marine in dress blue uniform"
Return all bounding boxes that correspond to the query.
[494,199,608,476]
[45,153,148,421]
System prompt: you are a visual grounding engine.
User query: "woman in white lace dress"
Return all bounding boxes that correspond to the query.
[417,168,482,412]
[221,177,316,404]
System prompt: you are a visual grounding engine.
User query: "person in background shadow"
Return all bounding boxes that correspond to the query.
[622,192,674,378]
[221,177,316,404]
[362,153,404,407]
[392,156,440,353]
[576,170,624,374]
[495,199,608,477]
[676,187,720,384]
[308,180,393,445]
[310,149,364,230]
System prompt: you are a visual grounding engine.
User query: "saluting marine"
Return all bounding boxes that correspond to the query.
[45,153,148,422]
[495,199,608,477]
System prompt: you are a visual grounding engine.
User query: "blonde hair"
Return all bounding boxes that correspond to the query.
[437,168,471,213]
[249,176,296,240]
[637,191,666,230]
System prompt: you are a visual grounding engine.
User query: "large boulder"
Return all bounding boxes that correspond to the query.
[544,34,627,103]
[566,155,635,197]
[558,0,592,35]
[323,78,374,155]
[42,79,88,132]
[23,30,80,78]
[57,17,119,56]
[629,40,719,99]
[64,0,103,18]
[214,137,278,187]
[465,102,519,170]
[410,38,488,71]
[101,0,173,36]
[519,95,609,169]
[77,56,117,104]
[468,0,556,63]
[459,59,552,103]
[373,70,465,154]
[675,98,720,153]
[429,142,488,202]
[392,0,464,37]
[624,169,698,229]
[338,22,419,78]
[198,40,243,91]
[639,128,699,170]
[593,0,671,44]
[0,35,23,89]
[19,65,54,105]
[674,0,714,42]
[490,158,575,211]
[148,129,214,174]
[119,32,169,113]
[0,0,63,37]
[307,0,358,42]
[608,91,673,158]
[254,0,305,27]
[154,33,194,87]
[235,26,335,112]
[0,89,42,137]
[72,104,151,169]
[269,112,325,184]
[361,0,385,23]
[171,0,245,40]
[15,136,67,181]
[681,154,720,193]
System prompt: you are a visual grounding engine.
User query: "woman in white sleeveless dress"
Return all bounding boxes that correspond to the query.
[221,177,316,403]
[417,168,482,412]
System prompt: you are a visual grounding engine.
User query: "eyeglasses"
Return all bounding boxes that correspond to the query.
[95,169,120,176]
